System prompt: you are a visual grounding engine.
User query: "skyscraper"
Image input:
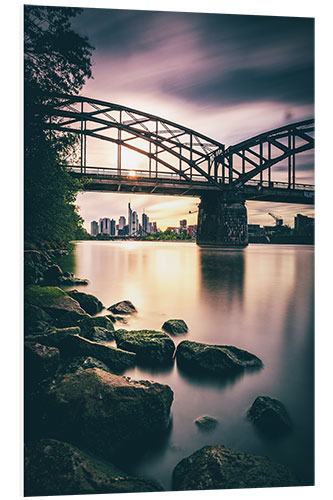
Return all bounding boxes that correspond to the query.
[110,219,116,236]
[142,212,149,233]
[128,203,133,235]
[91,220,99,236]
[99,218,111,234]
[119,216,126,230]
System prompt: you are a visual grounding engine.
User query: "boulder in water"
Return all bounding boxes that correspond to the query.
[162,319,188,335]
[172,444,299,490]
[114,329,175,365]
[31,368,173,460]
[176,340,263,376]
[108,300,137,315]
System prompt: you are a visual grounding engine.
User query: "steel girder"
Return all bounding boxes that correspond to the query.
[218,119,314,189]
[36,94,314,195]
[36,94,226,190]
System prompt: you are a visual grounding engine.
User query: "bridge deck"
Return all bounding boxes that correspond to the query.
[70,166,314,205]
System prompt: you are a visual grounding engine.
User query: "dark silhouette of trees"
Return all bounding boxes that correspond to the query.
[24,6,94,246]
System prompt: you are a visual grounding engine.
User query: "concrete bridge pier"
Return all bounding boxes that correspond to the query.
[196,194,248,248]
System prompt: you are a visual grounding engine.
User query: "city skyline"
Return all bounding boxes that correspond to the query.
[71,7,314,231]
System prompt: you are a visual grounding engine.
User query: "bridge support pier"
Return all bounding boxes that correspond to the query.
[197,194,248,248]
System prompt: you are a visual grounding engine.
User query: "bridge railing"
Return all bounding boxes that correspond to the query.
[66,165,314,192]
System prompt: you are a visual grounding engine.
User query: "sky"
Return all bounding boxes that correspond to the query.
[68,6,314,231]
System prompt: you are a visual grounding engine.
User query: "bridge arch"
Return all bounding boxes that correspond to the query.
[35,94,314,196]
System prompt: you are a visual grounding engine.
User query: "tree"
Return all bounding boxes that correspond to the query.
[24,6,94,245]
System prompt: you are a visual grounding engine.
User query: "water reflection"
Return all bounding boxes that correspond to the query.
[199,248,245,308]
[66,241,314,488]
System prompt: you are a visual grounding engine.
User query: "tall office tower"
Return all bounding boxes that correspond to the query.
[132,211,139,235]
[99,217,111,234]
[119,216,126,230]
[91,220,99,236]
[128,203,133,235]
[180,219,187,230]
[110,219,116,236]
[142,212,149,233]
[152,221,157,233]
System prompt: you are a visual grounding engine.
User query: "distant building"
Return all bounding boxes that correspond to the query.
[167,227,180,234]
[91,220,99,236]
[152,222,158,233]
[294,214,314,234]
[99,217,111,234]
[110,219,116,236]
[187,225,197,238]
[142,213,149,233]
[118,216,126,230]
[128,203,133,235]
[248,224,261,236]
[179,219,187,230]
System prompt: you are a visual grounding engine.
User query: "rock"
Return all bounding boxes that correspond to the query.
[58,356,114,375]
[55,310,91,328]
[81,326,114,343]
[57,334,136,373]
[162,319,188,335]
[55,311,115,335]
[43,264,63,283]
[194,415,218,431]
[114,329,175,365]
[25,285,86,318]
[31,368,173,460]
[80,314,115,333]
[108,300,137,315]
[176,340,263,376]
[58,276,89,285]
[25,327,82,347]
[24,303,55,336]
[24,342,60,385]
[172,444,299,490]
[246,396,292,434]
[66,289,104,315]
[25,330,134,373]
[24,439,164,496]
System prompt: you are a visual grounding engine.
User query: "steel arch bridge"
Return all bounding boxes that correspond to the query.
[37,94,314,205]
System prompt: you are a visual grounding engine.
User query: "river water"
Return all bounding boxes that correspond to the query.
[60,241,314,489]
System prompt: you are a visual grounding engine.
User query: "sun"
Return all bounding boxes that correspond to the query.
[128,170,136,177]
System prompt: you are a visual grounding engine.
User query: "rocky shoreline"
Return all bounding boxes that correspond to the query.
[24,248,299,495]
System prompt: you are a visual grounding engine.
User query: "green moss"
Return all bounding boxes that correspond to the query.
[25,285,68,306]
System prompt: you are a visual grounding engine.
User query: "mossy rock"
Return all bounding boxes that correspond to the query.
[66,289,104,315]
[81,326,114,343]
[57,356,114,375]
[114,329,175,365]
[176,340,263,376]
[24,439,164,496]
[57,334,136,373]
[30,368,174,460]
[172,444,299,490]
[162,319,188,335]
[25,285,86,317]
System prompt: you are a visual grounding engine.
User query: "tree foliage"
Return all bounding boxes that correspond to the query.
[24,6,94,246]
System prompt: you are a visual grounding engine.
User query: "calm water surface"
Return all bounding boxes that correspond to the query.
[61,241,314,489]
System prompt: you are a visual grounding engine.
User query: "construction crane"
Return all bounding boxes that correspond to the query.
[268,213,283,226]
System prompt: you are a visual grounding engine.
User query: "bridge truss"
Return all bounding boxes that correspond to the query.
[37,94,314,204]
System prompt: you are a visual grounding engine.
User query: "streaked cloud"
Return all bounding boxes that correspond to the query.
[70,7,314,231]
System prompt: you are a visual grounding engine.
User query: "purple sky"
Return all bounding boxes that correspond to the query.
[69,7,314,230]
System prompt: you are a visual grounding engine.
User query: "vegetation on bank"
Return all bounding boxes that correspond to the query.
[24,6,94,248]
[83,229,194,242]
